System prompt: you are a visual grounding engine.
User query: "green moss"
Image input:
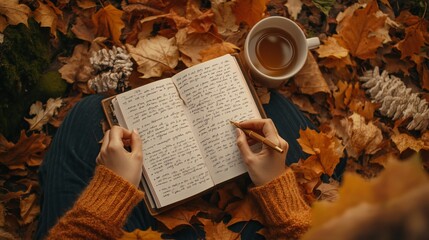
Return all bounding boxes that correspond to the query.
[36,71,68,98]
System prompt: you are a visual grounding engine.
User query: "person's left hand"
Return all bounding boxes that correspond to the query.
[96,126,143,187]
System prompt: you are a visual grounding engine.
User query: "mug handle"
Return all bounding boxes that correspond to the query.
[307,37,320,50]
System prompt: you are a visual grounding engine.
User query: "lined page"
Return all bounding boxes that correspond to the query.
[115,79,214,208]
[173,54,262,184]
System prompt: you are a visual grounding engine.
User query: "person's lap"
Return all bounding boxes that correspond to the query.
[35,90,315,239]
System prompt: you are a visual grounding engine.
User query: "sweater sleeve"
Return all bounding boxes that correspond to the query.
[47,165,144,240]
[249,168,311,239]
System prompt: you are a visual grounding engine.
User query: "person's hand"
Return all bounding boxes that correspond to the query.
[235,119,288,186]
[96,126,143,187]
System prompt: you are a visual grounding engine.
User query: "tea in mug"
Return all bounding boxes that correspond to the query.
[248,28,297,77]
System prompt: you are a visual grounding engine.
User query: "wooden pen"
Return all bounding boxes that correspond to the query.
[230,121,284,153]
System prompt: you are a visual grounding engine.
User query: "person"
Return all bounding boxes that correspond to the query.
[36,91,316,239]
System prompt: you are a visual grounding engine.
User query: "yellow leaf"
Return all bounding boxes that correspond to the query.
[0,0,31,32]
[33,0,59,37]
[316,37,349,59]
[119,228,162,240]
[391,130,429,153]
[92,4,125,45]
[126,35,179,79]
[199,218,240,240]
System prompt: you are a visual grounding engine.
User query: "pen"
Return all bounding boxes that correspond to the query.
[230,121,284,153]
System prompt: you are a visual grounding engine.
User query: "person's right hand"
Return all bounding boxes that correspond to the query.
[96,126,143,188]
[235,119,288,186]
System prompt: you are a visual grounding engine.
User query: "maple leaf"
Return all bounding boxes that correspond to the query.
[225,195,264,226]
[395,11,429,60]
[199,217,239,240]
[33,0,60,37]
[284,0,303,20]
[0,131,51,170]
[335,0,387,59]
[199,42,239,62]
[211,0,239,36]
[338,113,383,159]
[92,4,125,45]
[292,53,330,95]
[391,129,429,153]
[232,0,269,27]
[0,0,31,32]
[119,228,163,240]
[24,98,63,132]
[296,128,344,176]
[210,181,244,209]
[176,28,221,66]
[185,2,217,34]
[126,35,179,78]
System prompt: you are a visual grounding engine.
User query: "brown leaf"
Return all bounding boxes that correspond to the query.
[119,228,163,240]
[293,53,330,95]
[50,94,83,128]
[126,35,179,78]
[199,218,239,240]
[339,113,383,159]
[211,0,239,36]
[395,11,429,60]
[391,130,429,153]
[211,182,244,210]
[316,37,349,59]
[24,98,63,132]
[0,0,31,32]
[296,128,344,176]
[291,95,318,114]
[187,8,216,34]
[0,131,51,170]
[92,4,125,45]
[0,203,4,227]
[232,0,269,27]
[33,0,60,37]
[199,42,239,62]
[20,194,39,225]
[336,0,386,59]
[225,195,264,226]
[316,179,339,202]
[290,156,323,198]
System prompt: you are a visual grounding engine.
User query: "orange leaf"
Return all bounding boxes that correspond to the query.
[0,0,31,32]
[20,194,39,225]
[296,128,344,176]
[391,130,429,153]
[199,218,239,240]
[211,181,244,209]
[225,195,264,226]
[395,11,429,60]
[293,53,330,95]
[33,0,60,37]
[232,0,269,27]
[92,4,125,45]
[0,131,51,170]
[336,0,386,59]
[119,228,163,240]
[199,42,239,62]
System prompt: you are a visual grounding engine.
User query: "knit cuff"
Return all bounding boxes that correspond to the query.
[249,168,310,223]
[75,165,144,226]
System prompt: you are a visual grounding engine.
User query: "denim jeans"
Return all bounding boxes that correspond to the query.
[35,91,315,239]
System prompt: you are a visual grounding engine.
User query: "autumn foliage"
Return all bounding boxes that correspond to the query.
[1,0,429,239]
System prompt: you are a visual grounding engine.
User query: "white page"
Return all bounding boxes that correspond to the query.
[115,79,214,208]
[172,55,262,184]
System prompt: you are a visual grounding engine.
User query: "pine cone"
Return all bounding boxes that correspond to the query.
[88,46,133,93]
[359,67,429,131]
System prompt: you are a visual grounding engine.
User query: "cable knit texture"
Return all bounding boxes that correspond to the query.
[249,168,312,239]
[47,165,144,240]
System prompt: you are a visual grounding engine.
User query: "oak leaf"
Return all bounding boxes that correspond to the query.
[25,98,63,132]
[119,228,162,240]
[339,113,383,159]
[198,218,239,240]
[391,130,429,153]
[232,0,269,27]
[296,128,344,176]
[33,0,60,37]
[0,0,31,32]
[293,53,330,95]
[336,0,386,59]
[126,35,179,78]
[0,131,51,170]
[284,0,303,20]
[92,4,125,45]
[199,42,239,62]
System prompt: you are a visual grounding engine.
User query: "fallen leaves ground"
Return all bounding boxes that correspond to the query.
[1,0,428,239]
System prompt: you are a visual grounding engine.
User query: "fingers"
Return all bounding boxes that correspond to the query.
[130,130,143,158]
[108,126,132,149]
[236,128,253,160]
[238,119,279,143]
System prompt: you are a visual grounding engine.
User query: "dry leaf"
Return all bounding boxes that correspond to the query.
[211,181,244,209]
[316,179,339,202]
[24,98,63,132]
[391,130,429,153]
[0,0,31,32]
[293,53,330,95]
[199,42,239,62]
[291,95,318,114]
[92,4,125,45]
[33,0,60,37]
[71,7,96,42]
[0,131,51,170]
[336,0,386,59]
[284,0,303,20]
[126,35,179,78]
[199,218,239,240]
[395,11,429,60]
[232,0,269,27]
[316,37,349,59]
[20,194,39,225]
[225,195,264,226]
[211,0,239,36]
[119,228,163,240]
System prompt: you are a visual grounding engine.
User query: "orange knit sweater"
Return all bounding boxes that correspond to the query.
[47,166,310,239]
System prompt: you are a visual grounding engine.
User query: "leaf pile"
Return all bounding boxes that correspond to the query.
[1,0,429,239]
